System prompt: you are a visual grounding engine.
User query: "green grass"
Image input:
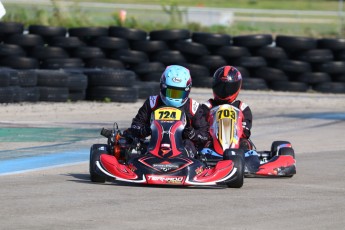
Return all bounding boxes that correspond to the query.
[68,0,342,11]
[3,0,345,37]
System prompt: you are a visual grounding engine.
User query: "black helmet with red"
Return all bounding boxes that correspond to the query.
[212,65,242,103]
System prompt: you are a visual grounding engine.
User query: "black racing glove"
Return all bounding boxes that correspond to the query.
[183,126,196,140]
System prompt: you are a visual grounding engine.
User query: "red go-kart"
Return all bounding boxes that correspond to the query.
[201,104,296,177]
[89,106,245,188]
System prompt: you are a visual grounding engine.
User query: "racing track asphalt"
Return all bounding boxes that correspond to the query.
[0,89,344,230]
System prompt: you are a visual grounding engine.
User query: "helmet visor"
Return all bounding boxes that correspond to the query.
[161,86,190,99]
[213,81,241,99]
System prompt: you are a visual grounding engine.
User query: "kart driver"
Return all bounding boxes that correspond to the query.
[124,65,209,158]
[202,65,260,172]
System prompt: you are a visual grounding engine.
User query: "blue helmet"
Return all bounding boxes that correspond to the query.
[160,65,192,107]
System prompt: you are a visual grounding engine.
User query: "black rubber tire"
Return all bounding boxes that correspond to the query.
[0,57,39,69]
[89,144,108,183]
[317,38,345,51]
[254,67,288,82]
[5,69,19,86]
[130,40,168,53]
[214,46,251,59]
[314,61,345,74]
[0,86,14,103]
[332,73,345,82]
[85,58,124,69]
[271,141,291,157]
[71,46,105,59]
[41,58,84,69]
[110,49,149,64]
[30,46,69,60]
[232,56,267,69]
[275,35,317,51]
[232,34,273,49]
[39,87,69,102]
[36,70,69,87]
[275,59,311,73]
[109,26,147,41]
[131,62,165,75]
[28,25,67,40]
[173,40,209,56]
[49,36,86,49]
[270,81,309,92]
[295,72,331,85]
[139,72,162,82]
[191,32,231,46]
[295,49,334,63]
[20,86,40,102]
[68,27,108,38]
[278,147,295,159]
[133,81,160,99]
[0,44,26,57]
[181,63,210,78]
[195,55,227,72]
[235,66,250,79]
[68,90,86,101]
[4,34,44,48]
[223,150,244,188]
[192,76,213,88]
[86,69,136,87]
[0,70,10,86]
[254,46,287,60]
[87,86,138,102]
[312,82,345,94]
[68,73,88,90]
[149,29,190,41]
[8,86,21,102]
[91,36,129,50]
[16,70,38,87]
[0,22,24,35]
[242,78,268,90]
[151,50,186,65]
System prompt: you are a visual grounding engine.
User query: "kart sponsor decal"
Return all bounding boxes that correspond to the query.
[154,107,182,121]
[195,166,203,175]
[190,99,199,115]
[153,162,179,172]
[240,102,248,111]
[98,146,106,151]
[146,175,185,184]
[128,163,137,172]
[149,95,158,109]
[172,77,182,83]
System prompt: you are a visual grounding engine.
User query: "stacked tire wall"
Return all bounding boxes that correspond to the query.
[0,21,344,103]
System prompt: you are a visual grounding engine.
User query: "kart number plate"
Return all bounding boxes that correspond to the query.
[217,107,236,121]
[154,107,182,121]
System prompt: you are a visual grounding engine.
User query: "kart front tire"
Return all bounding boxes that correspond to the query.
[89,144,108,183]
[225,154,244,188]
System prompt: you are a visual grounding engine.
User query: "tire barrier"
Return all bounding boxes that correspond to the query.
[0,22,344,103]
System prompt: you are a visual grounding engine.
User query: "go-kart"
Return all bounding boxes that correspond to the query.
[89,106,244,188]
[201,104,296,177]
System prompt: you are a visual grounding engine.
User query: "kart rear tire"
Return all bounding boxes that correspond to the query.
[226,154,244,188]
[271,141,291,157]
[278,147,295,159]
[89,144,108,183]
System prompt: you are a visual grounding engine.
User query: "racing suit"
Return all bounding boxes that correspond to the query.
[126,95,209,158]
